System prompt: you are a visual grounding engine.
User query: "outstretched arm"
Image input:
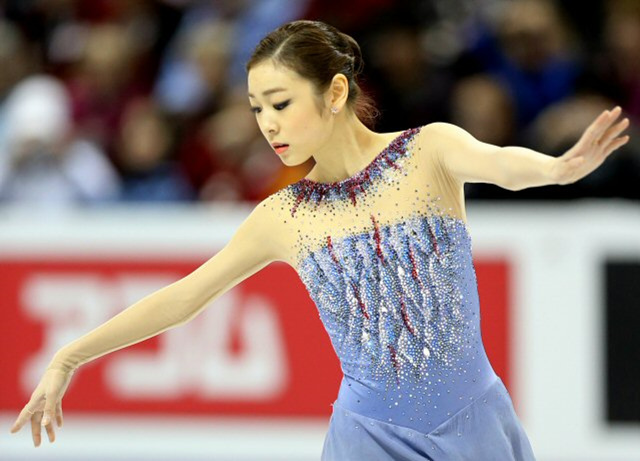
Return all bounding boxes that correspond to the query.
[425,106,630,191]
[10,198,286,444]
[45,200,282,374]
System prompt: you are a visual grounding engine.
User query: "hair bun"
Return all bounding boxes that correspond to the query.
[339,32,364,76]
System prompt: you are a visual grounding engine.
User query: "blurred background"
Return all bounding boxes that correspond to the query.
[0,0,639,460]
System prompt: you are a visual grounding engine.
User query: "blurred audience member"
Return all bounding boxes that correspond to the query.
[154,18,233,118]
[461,0,580,130]
[195,92,284,202]
[0,20,37,101]
[587,0,640,121]
[65,23,148,159]
[0,20,40,149]
[154,0,309,118]
[450,73,518,200]
[302,0,396,35]
[450,74,516,146]
[365,18,453,131]
[0,0,636,203]
[0,75,120,205]
[116,97,195,202]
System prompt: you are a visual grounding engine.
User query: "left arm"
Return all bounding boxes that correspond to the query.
[425,107,630,191]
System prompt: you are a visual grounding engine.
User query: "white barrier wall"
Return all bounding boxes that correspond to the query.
[1,201,639,461]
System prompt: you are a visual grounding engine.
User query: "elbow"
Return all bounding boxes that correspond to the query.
[500,178,548,192]
[171,298,207,327]
[176,291,219,325]
[494,171,525,191]
[164,279,214,326]
[502,181,527,192]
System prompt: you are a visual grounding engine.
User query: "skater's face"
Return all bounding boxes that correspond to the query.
[248,59,334,166]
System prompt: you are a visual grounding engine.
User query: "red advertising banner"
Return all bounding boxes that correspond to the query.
[0,257,510,418]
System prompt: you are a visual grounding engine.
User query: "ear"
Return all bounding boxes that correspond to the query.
[326,73,349,112]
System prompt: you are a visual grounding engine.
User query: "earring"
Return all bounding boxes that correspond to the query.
[331,106,339,115]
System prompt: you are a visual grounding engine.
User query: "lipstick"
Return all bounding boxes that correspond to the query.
[272,143,289,155]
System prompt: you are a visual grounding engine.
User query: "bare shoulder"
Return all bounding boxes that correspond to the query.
[418,122,470,148]
[413,122,454,163]
[234,190,294,266]
[415,122,479,170]
[412,122,473,189]
[176,193,294,306]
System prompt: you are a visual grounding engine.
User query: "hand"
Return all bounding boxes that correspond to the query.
[9,368,74,447]
[552,106,630,185]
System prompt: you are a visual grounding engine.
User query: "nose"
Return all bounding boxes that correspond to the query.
[261,114,278,136]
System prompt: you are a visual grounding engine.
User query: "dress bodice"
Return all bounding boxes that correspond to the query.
[268,126,498,433]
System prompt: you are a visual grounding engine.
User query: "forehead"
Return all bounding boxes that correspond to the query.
[247,60,309,97]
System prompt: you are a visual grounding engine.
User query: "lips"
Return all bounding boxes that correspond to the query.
[271,142,289,155]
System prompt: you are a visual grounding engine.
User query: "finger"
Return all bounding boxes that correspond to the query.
[42,395,57,427]
[31,411,43,447]
[600,118,630,145]
[604,135,630,157]
[44,417,56,443]
[56,402,64,428]
[605,106,623,124]
[586,107,622,144]
[10,407,35,433]
[584,109,612,143]
[11,407,31,434]
[608,105,623,119]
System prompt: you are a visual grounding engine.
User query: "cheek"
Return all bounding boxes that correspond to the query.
[291,102,327,135]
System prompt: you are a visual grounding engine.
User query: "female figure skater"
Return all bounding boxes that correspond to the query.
[10,20,630,460]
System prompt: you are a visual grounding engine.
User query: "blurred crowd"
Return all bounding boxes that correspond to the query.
[0,0,638,206]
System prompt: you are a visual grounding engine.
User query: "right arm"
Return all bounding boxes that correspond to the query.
[10,197,288,443]
[48,198,285,373]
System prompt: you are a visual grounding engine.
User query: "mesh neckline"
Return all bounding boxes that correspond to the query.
[289,126,421,211]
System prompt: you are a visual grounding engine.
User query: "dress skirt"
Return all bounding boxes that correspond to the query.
[321,376,536,460]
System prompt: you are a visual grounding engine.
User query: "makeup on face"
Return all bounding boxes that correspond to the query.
[273,144,289,155]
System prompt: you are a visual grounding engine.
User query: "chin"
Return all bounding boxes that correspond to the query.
[279,151,309,168]
[282,157,304,167]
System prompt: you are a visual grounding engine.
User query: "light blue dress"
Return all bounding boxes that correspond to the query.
[277,126,536,460]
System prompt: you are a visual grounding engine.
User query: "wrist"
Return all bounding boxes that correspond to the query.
[547,157,562,185]
[46,348,78,374]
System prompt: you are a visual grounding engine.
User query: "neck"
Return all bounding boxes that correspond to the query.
[306,111,388,183]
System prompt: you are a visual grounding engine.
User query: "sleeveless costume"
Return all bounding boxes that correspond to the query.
[272,126,536,460]
[39,125,536,460]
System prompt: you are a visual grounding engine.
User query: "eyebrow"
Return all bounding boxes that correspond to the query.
[247,87,288,98]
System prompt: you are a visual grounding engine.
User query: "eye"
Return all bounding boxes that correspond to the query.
[274,100,291,110]
[249,99,290,114]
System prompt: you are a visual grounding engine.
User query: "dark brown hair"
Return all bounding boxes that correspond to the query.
[246,20,379,128]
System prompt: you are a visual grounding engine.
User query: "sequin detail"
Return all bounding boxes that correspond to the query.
[289,127,421,213]
[279,124,498,433]
[297,213,473,388]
